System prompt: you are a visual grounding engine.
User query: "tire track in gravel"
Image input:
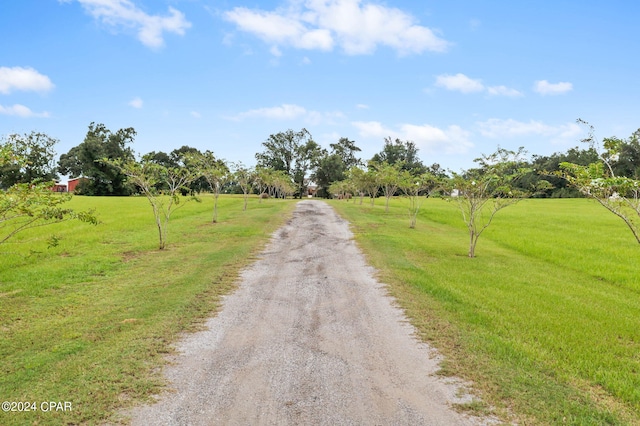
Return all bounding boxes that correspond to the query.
[125,200,495,425]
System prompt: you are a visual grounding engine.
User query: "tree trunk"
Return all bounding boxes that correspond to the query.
[468,230,476,258]
[212,193,219,223]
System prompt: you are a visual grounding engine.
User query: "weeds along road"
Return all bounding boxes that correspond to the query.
[128,200,489,425]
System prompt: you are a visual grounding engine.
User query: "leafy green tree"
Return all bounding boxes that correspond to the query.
[293,139,323,198]
[560,121,640,244]
[0,132,59,188]
[0,141,97,248]
[529,146,599,198]
[255,128,322,198]
[110,157,199,250]
[446,147,529,258]
[58,122,135,195]
[330,137,362,170]
[371,137,426,176]
[313,137,363,198]
[313,153,345,198]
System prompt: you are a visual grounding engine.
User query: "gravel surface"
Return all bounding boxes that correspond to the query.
[126,200,492,425]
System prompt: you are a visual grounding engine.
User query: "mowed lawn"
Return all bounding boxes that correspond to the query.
[0,194,296,425]
[330,197,640,425]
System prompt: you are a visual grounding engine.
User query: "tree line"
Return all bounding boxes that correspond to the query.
[2,119,640,255]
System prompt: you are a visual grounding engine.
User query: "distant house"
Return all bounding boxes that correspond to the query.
[67,177,88,193]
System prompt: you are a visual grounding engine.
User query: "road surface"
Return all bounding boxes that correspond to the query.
[127,200,491,425]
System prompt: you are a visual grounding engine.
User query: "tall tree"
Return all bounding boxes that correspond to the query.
[58,122,135,195]
[313,153,345,198]
[330,137,362,170]
[371,137,426,176]
[0,132,58,188]
[255,128,321,198]
[313,137,363,198]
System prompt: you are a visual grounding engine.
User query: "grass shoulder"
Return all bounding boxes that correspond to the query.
[0,194,297,425]
[329,197,640,425]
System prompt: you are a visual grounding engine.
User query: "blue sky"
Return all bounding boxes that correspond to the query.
[1,0,639,177]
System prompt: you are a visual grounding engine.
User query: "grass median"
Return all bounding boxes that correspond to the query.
[330,197,640,425]
[0,194,296,425]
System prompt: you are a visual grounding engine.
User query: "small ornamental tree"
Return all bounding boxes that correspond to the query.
[232,163,254,211]
[372,161,403,212]
[190,151,228,223]
[560,120,640,244]
[399,171,440,229]
[447,147,529,258]
[111,157,198,250]
[328,179,355,200]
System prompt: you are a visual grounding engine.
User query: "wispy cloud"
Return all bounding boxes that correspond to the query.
[0,67,54,94]
[352,120,473,154]
[0,104,50,118]
[435,73,522,97]
[533,80,573,95]
[190,111,201,118]
[229,103,344,125]
[435,73,484,93]
[224,0,450,56]
[232,104,307,120]
[128,96,143,108]
[476,118,581,140]
[64,0,191,49]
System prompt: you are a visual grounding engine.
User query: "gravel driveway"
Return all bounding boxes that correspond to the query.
[126,200,491,425]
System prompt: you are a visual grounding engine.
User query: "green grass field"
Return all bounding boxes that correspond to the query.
[330,197,640,425]
[3,194,640,425]
[0,194,296,425]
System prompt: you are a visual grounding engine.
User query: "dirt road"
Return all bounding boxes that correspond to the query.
[127,200,489,425]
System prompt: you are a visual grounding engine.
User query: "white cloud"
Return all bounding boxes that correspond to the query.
[128,96,143,108]
[230,103,344,125]
[0,67,54,94]
[356,103,369,109]
[234,104,308,120]
[0,104,50,118]
[435,73,484,93]
[224,0,449,56]
[477,118,581,140]
[534,80,573,95]
[190,111,202,118]
[486,85,523,97]
[68,0,191,49]
[435,73,522,97]
[352,120,473,154]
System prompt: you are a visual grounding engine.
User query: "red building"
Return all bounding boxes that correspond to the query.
[67,177,87,193]
[51,183,67,192]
